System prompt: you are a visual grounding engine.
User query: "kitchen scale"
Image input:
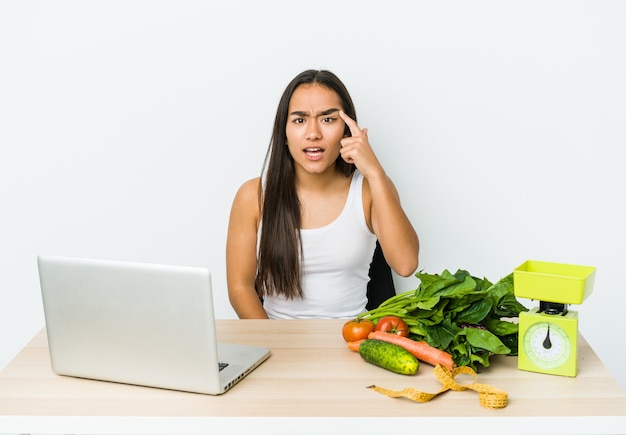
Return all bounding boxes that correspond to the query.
[513,260,596,377]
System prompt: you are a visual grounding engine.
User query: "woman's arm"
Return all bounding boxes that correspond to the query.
[339,111,419,277]
[365,174,420,277]
[226,178,269,318]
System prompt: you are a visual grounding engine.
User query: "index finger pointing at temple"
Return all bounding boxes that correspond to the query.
[339,110,363,137]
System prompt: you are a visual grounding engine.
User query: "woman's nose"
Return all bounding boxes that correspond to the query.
[305,121,321,140]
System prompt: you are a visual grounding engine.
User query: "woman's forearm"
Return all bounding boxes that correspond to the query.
[369,172,420,277]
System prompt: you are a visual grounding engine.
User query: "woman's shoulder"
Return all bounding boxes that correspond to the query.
[239,177,262,192]
[234,177,261,201]
[230,177,261,226]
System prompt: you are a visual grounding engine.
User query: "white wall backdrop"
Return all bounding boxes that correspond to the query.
[1,0,625,391]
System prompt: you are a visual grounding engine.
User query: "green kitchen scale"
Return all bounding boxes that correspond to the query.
[513,260,596,377]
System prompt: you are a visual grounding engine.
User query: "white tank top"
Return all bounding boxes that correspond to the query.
[263,171,377,319]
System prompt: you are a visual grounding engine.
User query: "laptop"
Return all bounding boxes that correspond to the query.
[37,255,271,395]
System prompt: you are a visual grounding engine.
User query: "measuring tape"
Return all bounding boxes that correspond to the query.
[367,364,508,409]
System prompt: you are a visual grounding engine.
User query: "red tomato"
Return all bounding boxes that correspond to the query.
[342,318,375,343]
[374,315,410,337]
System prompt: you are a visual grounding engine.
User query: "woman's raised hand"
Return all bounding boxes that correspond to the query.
[339,110,384,180]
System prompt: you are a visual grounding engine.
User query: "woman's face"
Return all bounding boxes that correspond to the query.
[285,83,346,177]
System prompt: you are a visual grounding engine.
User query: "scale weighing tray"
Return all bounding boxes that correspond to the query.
[513,260,596,304]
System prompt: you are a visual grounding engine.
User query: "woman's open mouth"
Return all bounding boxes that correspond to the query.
[303,147,324,161]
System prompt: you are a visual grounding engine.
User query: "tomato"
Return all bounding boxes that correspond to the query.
[374,315,409,337]
[342,318,375,342]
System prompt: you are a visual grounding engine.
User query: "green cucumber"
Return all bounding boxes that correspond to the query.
[358,339,419,375]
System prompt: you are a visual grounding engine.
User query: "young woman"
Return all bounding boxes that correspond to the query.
[226,69,419,319]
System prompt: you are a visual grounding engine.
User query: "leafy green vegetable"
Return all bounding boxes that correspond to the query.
[358,270,528,370]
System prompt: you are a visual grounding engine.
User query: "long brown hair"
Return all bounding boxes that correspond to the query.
[256,70,357,299]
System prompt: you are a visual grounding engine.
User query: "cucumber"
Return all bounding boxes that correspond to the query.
[358,339,419,375]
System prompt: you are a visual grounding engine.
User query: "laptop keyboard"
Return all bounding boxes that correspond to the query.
[218,362,229,371]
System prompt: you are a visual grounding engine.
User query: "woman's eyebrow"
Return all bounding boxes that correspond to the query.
[289,108,340,117]
[319,108,340,116]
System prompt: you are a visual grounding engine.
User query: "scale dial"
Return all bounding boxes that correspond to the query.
[524,321,572,369]
[518,309,579,377]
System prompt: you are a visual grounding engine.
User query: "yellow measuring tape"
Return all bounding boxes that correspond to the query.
[367,364,508,409]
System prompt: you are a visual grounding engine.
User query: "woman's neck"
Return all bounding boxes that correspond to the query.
[295,166,349,194]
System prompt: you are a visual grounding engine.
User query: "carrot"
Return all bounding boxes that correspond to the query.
[347,339,365,352]
[368,331,455,371]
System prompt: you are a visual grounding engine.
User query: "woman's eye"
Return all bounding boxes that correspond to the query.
[322,117,336,123]
[292,118,304,124]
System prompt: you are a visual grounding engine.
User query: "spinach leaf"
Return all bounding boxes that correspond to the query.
[484,318,519,336]
[461,328,511,355]
[455,298,493,324]
[359,269,529,370]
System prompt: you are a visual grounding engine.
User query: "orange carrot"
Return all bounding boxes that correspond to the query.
[347,339,365,352]
[368,331,455,371]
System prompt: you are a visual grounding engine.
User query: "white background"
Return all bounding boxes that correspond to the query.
[1,0,624,393]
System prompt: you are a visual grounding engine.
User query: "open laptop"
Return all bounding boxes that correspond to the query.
[37,255,271,395]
